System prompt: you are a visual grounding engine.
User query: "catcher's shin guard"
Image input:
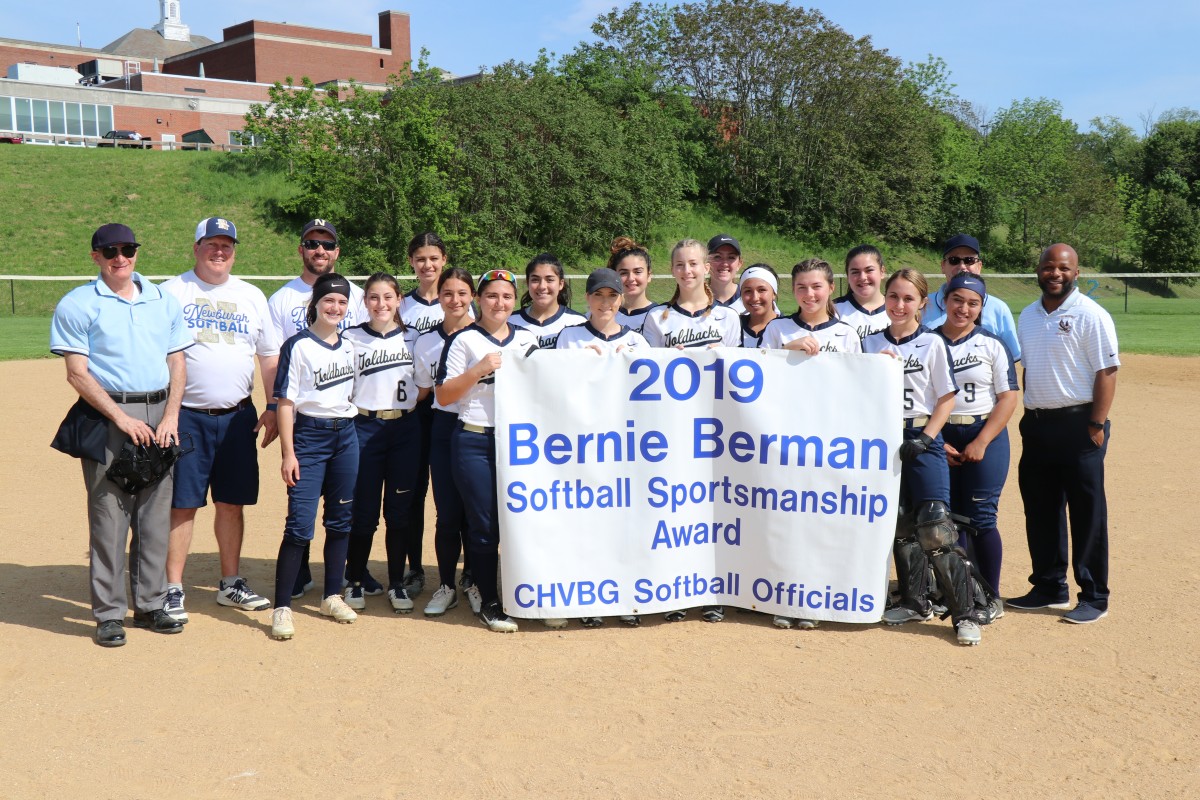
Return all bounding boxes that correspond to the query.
[893,509,929,612]
[916,501,974,622]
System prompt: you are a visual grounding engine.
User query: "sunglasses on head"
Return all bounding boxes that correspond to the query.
[480,269,516,283]
[946,255,980,267]
[301,239,338,251]
[97,244,139,259]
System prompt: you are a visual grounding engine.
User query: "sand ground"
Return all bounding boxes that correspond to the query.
[0,355,1196,799]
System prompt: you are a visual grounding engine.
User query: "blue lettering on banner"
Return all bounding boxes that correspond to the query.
[649,517,741,549]
[514,580,619,608]
[693,418,887,469]
[632,572,741,602]
[507,420,667,466]
[506,478,631,512]
[749,577,875,613]
[645,476,888,522]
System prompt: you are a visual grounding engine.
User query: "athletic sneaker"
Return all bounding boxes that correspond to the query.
[619,615,641,627]
[981,597,1005,625]
[217,578,271,611]
[773,615,795,629]
[343,582,366,611]
[290,579,315,600]
[388,585,415,614]
[1062,602,1107,624]
[465,584,483,615]
[319,594,358,623]
[580,617,604,628]
[402,568,426,599]
[164,587,188,623]
[956,618,982,646]
[795,619,820,630]
[882,605,933,625]
[664,610,687,622]
[271,607,295,640]
[479,601,518,633]
[1007,590,1071,610]
[543,617,568,629]
[424,585,458,616]
[361,570,385,596]
[459,570,474,592]
[702,606,725,623]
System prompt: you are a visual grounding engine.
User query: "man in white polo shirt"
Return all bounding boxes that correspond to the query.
[161,217,282,621]
[1010,243,1119,623]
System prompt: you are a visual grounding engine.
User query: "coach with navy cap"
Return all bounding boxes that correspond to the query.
[50,223,193,646]
[923,233,1021,360]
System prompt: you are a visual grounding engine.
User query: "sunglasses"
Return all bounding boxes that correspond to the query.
[97,244,139,259]
[301,239,338,251]
[480,269,516,283]
[946,255,980,267]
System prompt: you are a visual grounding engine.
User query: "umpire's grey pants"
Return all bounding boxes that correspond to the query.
[80,397,172,622]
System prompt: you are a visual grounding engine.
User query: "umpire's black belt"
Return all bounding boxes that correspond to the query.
[1025,403,1091,419]
[184,397,252,416]
[108,389,167,404]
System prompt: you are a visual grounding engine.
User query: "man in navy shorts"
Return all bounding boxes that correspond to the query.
[160,218,282,621]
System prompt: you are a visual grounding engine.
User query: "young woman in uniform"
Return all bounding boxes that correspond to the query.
[414,268,480,617]
[763,259,862,355]
[935,272,1017,621]
[342,273,422,614]
[863,269,981,646]
[436,270,545,632]
[608,237,659,334]
[509,253,585,349]
[835,245,889,339]
[736,263,781,347]
[270,273,361,639]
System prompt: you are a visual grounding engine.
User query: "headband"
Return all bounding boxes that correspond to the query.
[738,267,778,295]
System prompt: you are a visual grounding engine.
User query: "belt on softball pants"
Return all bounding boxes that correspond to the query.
[107,388,167,404]
[904,416,930,429]
[357,407,411,420]
[183,397,251,416]
[295,414,354,430]
[459,422,495,435]
[946,413,989,425]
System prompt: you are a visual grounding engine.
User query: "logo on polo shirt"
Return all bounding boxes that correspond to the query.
[1058,319,1072,333]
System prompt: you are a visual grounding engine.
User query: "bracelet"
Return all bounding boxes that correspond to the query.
[266,402,278,411]
[1088,419,1105,430]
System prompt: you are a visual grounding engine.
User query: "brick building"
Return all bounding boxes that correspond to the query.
[0,3,411,147]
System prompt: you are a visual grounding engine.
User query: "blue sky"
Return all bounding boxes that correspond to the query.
[5,0,1197,132]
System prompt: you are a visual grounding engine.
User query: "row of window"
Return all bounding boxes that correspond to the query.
[0,95,114,138]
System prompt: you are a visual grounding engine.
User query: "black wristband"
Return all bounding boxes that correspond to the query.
[1088,419,1105,430]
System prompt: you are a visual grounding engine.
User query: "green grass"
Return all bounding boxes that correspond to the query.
[0,317,55,361]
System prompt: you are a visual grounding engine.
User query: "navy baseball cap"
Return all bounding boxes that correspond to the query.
[942,233,980,256]
[92,223,138,250]
[707,234,741,254]
[195,217,238,243]
[301,218,338,241]
[945,271,987,303]
[586,268,623,295]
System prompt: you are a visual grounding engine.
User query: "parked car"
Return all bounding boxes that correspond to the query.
[98,130,149,148]
[0,134,23,144]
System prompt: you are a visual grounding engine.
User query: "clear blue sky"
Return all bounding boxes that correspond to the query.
[5,0,1196,133]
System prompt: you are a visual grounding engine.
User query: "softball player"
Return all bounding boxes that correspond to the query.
[935,272,1017,616]
[555,268,649,628]
[763,259,862,355]
[270,273,361,640]
[736,263,781,347]
[608,237,659,334]
[863,269,980,646]
[643,239,740,623]
[707,233,743,310]
[342,273,423,614]
[509,253,585,349]
[413,267,480,617]
[834,244,889,339]
[435,269,542,633]
[642,238,741,354]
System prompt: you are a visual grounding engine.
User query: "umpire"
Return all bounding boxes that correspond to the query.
[1010,243,1119,623]
[50,223,193,646]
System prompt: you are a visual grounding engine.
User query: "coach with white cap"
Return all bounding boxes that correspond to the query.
[160,217,282,622]
[1010,243,1118,623]
[50,223,192,646]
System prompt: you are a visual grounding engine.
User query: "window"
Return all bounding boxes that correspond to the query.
[229,131,263,147]
[66,103,81,135]
[15,98,32,132]
[49,102,66,135]
[81,104,97,137]
[97,106,113,135]
[0,97,12,131]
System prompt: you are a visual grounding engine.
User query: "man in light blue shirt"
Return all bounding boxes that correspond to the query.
[923,233,1021,361]
[50,223,193,647]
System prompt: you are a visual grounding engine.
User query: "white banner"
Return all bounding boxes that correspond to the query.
[495,347,902,623]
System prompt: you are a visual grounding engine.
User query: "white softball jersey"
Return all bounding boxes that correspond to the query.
[413,327,460,413]
[508,306,587,349]
[614,303,660,334]
[554,322,648,352]
[435,323,539,428]
[761,315,863,354]
[268,276,368,341]
[862,325,957,419]
[641,303,742,349]
[275,330,357,419]
[937,326,1018,416]
[160,271,281,409]
[834,294,889,339]
[400,290,474,335]
[344,323,421,413]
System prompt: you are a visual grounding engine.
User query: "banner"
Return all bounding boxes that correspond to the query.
[495,347,902,622]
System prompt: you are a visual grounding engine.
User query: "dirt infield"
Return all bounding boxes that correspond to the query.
[1,355,1196,799]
